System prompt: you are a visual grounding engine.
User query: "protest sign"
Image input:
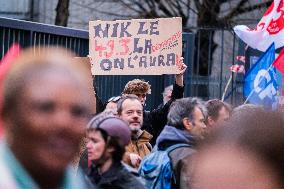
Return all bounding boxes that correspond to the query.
[89,17,182,75]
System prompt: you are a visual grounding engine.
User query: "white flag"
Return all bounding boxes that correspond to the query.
[234,0,284,52]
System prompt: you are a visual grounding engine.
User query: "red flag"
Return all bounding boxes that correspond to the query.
[272,47,284,74]
[0,43,21,137]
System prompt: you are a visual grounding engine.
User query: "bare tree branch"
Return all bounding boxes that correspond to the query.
[117,0,144,15]
[221,0,272,21]
[157,2,174,17]
[73,1,134,18]
[166,1,180,17]
[193,0,201,11]
[133,0,148,13]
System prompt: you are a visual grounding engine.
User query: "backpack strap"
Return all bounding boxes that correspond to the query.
[165,143,191,154]
[166,143,192,186]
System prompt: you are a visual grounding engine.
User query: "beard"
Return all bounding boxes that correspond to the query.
[129,124,141,133]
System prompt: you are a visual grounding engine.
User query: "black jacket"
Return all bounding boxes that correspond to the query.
[87,162,145,189]
[142,83,184,145]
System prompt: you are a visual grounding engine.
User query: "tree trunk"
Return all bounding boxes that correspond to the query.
[196,0,221,76]
[194,0,221,98]
[55,0,70,27]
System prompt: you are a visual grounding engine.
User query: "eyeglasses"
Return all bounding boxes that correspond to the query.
[107,96,121,103]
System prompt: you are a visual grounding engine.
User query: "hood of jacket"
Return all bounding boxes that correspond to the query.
[156,125,197,149]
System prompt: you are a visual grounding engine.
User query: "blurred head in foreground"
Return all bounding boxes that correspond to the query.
[192,110,284,189]
[0,46,93,188]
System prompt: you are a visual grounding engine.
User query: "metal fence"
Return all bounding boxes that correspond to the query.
[184,27,245,106]
[0,17,244,109]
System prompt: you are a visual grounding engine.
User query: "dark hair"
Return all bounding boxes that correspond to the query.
[200,110,284,188]
[205,99,231,122]
[116,94,141,115]
[105,136,125,162]
[91,128,125,162]
[167,97,206,129]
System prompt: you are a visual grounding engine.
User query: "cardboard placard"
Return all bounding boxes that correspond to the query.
[74,57,96,114]
[89,17,182,75]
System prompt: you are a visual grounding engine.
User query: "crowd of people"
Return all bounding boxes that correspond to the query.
[0,46,283,189]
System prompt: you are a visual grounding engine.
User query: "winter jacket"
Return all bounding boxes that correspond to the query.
[156,125,197,189]
[87,161,145,189]
[123,130,152,169]
[142,83,184,145]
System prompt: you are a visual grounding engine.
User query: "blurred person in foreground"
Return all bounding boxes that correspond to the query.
[85,113,145,189]
[0,47,94,189]
[231,103,263,119]
[192,110,284,189]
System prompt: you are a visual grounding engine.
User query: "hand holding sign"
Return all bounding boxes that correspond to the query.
[177,57,187,74]
[175,57,187,87]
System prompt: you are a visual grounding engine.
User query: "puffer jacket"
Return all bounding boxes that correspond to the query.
[123,130,152,169]
[156,125,197,189]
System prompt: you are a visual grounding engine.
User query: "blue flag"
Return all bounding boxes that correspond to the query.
[244,43,278,109]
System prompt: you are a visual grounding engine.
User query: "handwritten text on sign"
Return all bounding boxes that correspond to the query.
[89,18,182,75]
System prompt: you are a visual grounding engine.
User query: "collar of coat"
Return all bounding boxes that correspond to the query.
[131,129,153,142]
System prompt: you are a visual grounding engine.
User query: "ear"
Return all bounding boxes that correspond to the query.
[182,117,193,131]
[207,116,215,127]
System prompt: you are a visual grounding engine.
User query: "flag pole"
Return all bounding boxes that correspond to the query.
[221,74,233,101]
[243,64,274,104]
